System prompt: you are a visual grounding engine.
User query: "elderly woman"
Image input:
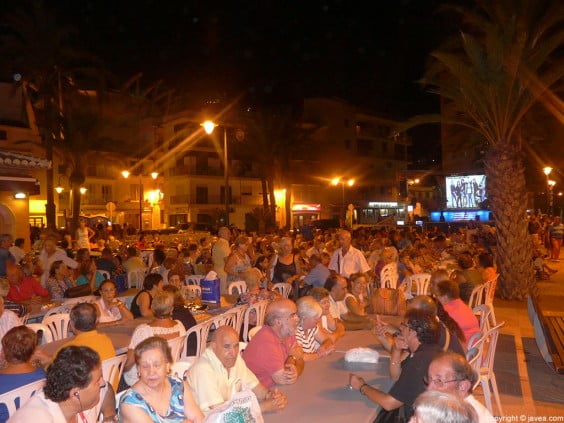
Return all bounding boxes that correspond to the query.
[0,326,46,397]
[411,391,478,423]
[345,272,369,318]
[309,287,345,341]
[119,336,203,422]
[46,260,76,299]
[238,268,278,306]
[123,291,187,387]
[225,235,252,282]
[295,296,336,361]
[94,280,134,324]
[270,237,302,286]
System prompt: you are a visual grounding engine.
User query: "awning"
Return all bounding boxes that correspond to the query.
[0,176,40,195]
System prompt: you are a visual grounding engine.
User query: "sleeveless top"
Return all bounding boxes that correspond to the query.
[119,376,187,422]
[272,254,297,283]
[76,227,90,249]
[95,298,122,323]
[130,289,152,318]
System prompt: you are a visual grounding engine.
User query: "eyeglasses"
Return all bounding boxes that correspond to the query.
[423,376,463,387]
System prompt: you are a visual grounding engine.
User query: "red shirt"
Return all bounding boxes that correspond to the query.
[443,298,480,345]
[242,325,296,388]
[6,276,49,302]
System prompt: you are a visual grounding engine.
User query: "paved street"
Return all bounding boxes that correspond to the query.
[486,254,564,419]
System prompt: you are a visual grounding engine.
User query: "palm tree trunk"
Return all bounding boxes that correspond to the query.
[285,186,292,229]
[261,178,269,212]
[45,138,56,230]
[485,144,535,300]
[267,177,277,227]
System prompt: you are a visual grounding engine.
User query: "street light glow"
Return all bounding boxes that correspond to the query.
[151,172,159,180]
[201,120,217,135]
[548,180,556,187]
[79,187,87,194]
[121,170,130,179]
[543,166,553,176]
[331,177,340,186]
[55,186,64,194]
[347,179,355,187]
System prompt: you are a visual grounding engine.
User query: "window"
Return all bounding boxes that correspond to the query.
[357,139,374,155]
[344,139,351,150]
[196,186,208,204]
[169,214,187,227]
[241,185,252,195]
[382,142,388,153]
[101,185,112,202]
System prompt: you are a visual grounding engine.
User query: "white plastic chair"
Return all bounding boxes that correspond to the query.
[272,283,292,298]
[248,325,262,340]
[182,320,213,357]
[185,275,205,286]
[127,269,146,289]
[101,355,127,392]
[98,270,111,281]
[473,304,497,333]
[379,263,398,289]
[44,303,73,318]
[468,283,488,309]
[209,312,236,330]
[42,313,71,341]
[484,278,497,305]
[228,280,248,295]
[171,357,198,380]
[242,300,269,342]
[467,321,505,415]
[405,273,431,299]
[62,295,97,306]
[25,323,54,344]
[229,304,248,334]
[0,378,45,419]
[168,335,188,362]
[238,341,248,355]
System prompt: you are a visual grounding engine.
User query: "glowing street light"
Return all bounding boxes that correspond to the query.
[543,167,553,176]
[202,120,230,225]
[122,169,159,231]
[543,167,555,214]
[79,187,87,195]
[151,172,159,180]
[330,177,355,224]
[55,186,64,194]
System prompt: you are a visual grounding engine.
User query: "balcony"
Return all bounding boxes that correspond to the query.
[169,194,262,206]
[168,165,223,177]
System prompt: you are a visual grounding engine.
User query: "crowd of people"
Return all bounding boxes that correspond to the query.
[1,213,556,422]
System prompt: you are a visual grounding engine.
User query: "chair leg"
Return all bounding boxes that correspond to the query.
[489,373,503,415]
[481,375,493,415]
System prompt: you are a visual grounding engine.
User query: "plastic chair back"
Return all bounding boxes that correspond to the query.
[228,281,248,295]
[468,283,488,309]
[25,323,54,344]
[127,269,146,289]
[272,283,292,298]
[171,357,198,380]
[182,320,213,357]
[229,304,248,334]
[168,335,188,362]
[248,325,262,340]
[379,263,398,289]
[98,270,111,281]
[473,303,497,333]
[242,300,269,342]
[186,275,205,286]
[209,312,235,330]
[42,313,71,341]
[185,285,202,298]
[101,355,127,392]
[0,378,45,418]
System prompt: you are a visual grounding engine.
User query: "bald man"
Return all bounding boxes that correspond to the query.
[243,299,305,388]
[426,352,495,423]
[188,326,287,415]
[328,230,370,278]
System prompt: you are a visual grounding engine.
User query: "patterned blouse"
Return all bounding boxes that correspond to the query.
[119,376,186,422]
[46,276,73,300]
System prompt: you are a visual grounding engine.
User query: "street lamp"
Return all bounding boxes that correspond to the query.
[548,180,556,215]
[201,120,230,226]
[331,177,355,223]
[122,170,159,232]
[543,167,553,214]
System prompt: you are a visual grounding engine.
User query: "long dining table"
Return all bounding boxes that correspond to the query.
[265,330,393,423]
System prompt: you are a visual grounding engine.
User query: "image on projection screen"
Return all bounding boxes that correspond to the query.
[445,175,486,209]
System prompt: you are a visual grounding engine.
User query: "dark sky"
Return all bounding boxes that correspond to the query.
[28,0,453,115]
[2,0,459,159]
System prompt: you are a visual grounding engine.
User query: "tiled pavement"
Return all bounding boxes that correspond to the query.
[482,254,564,419]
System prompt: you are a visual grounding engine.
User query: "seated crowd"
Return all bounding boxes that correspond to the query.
[0,221,509,421]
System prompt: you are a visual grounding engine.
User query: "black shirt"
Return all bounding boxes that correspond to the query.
[388,343,443,419]
[130,289,152,318]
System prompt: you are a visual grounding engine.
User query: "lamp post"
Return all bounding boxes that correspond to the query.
[543,167,553,214]
[55,175,87,227]
[122,170,159,232]
[548,180,556,215]
[331,177,355,223]
[202,120,230,226]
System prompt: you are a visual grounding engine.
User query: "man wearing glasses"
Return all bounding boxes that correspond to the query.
[425,352,495,423]
[350,310,443,421]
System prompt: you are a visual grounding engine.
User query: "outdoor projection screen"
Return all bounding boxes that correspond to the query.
[445,175,486,209]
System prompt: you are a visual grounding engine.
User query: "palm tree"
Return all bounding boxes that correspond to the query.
[0,1,103,229]
[417,0,564,299]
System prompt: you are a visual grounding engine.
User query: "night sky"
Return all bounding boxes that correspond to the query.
[1,0,460,158]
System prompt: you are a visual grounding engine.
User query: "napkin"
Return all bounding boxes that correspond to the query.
[205,270,218,280]
[344,347,380,363]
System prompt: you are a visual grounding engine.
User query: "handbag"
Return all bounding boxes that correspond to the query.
[370,288,406,316]
[204,381,263,423]
[64,284,92,298]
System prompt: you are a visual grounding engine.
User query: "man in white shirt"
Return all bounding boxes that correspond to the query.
[212,227,231,294]
[426,352,496,423]
[188,326,287,415]
[39,235,78,287]
[323,274,348,320]
[9,238,26,264]
[328,230,370,278]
